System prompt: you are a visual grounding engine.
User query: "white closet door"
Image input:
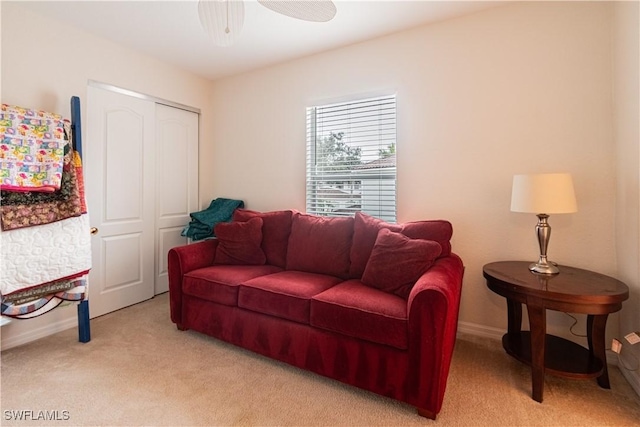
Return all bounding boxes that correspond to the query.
[155,104,199,295]
[86,86,156,317]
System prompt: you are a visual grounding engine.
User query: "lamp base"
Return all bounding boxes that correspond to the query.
[530,214,560,275]
[529,261,559,275]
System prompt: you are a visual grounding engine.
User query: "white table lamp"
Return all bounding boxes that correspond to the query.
[511,173,577,274]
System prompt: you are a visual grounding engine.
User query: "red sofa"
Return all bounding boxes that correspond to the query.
[168,210,464,420]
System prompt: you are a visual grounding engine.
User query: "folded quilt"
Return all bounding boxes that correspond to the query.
[1,150,85,231]
[182,197,244,241]
[1,146,79,205]
[0,104,68,193]
[1,275,87,318]
[0,214,92,296]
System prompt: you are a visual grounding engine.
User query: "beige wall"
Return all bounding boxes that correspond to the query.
[207,2,622,342]
[614,1,640,394]
[0,3,212,348]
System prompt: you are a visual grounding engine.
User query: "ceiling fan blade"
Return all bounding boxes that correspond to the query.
[258,0,337,22]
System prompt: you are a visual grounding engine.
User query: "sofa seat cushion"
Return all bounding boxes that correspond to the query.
[183,265,283,306]
[310,279,408,350]
[239,270,343,324]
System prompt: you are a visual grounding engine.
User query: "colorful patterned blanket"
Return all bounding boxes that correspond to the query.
[0,104,68,193]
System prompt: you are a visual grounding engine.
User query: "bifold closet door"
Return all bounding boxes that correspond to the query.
[154,104,198,295]
[86,86,156,317]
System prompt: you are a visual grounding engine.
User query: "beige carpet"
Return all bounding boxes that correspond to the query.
[1,293,639,426]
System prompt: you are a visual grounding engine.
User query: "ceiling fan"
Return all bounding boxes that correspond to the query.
[198,0,337,47]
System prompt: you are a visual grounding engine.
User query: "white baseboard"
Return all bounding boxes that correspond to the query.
[457,320,504,341]
[0,317,78,351]
[457,320,621,364]
[617,359,640,398]
[457,320,640,399]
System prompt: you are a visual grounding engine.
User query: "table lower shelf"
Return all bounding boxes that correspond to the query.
[502,332,604,379]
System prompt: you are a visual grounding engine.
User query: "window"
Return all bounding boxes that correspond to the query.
[306,95,397,222]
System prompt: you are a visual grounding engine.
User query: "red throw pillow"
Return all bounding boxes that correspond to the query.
[361,228,442,299]
[349,211,452,278]
[213,217,266,265]
[232,209,293,268]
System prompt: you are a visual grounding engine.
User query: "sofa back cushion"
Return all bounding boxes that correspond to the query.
[213,217,266,265]
[232,209,293,268]
[349,211,453,278]
[286,213,354,279]
[361,229,442,299]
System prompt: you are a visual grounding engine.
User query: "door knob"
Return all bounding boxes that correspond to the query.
[90,227,99,235]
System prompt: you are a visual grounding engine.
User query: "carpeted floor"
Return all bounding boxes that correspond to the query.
[1,293,639,426]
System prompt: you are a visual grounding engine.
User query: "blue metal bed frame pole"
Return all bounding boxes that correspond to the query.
[71,96,91,344]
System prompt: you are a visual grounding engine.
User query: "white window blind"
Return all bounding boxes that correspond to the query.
[306,95,397,222]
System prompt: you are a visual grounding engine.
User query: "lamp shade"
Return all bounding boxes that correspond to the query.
[198,0,245,47]
[511,173,577,214]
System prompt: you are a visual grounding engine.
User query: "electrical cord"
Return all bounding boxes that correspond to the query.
[563,313,638,371]
[615,346,640,372]
[564,312,587,338]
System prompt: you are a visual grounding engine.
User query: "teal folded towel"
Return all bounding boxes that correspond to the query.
[181,198,244,241]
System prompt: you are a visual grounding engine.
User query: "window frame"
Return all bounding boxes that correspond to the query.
[305,94,397,222]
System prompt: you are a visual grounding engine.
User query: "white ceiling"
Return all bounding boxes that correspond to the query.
[15,0,502,81]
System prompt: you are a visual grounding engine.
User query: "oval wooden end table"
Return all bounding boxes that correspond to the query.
[483,261,629,403]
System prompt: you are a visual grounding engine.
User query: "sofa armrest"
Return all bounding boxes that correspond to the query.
[406,253,464,416]
[168,239,219,325]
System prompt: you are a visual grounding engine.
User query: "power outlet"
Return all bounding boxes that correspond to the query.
[612,338,622,354]
[624,332,640,345]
